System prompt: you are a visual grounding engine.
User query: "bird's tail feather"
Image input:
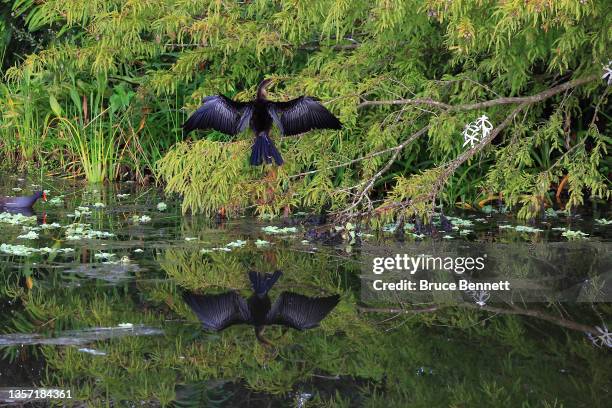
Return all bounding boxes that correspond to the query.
[250,134,283,166]
[249,270,282,295]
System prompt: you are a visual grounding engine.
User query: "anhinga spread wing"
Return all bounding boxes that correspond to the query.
[183,291,252,331]
[183,95,253,135]
[269,97,342,136]
[265,292,340,330]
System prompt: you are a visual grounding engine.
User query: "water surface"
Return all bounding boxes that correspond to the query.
[0,173,610,407]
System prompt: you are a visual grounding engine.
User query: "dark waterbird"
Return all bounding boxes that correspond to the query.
[182,79,342,166]
[0,191,46,209]
[183,270,340,344]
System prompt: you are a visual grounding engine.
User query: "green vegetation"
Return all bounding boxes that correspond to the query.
[0,183,610,406]
[2,243,611,407]
[0,1,610,221]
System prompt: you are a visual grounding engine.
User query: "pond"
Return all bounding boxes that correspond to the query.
[0,173,610,407]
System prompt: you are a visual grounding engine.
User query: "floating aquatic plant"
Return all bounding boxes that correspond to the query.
[17,230,39,240]
[382,223,398,233]
[40,247,74,254]
[94,252,115,260]
[545,208,558,217]
[156,202,167,211]
[0,243,38,256]
[41,222,62,229]
[514,225,543,233]
[447,217,474,228]
[0,243,73,256]
[499,224,543,233]
[561,230,589,240]
[480,205,494,214]
[77,348,107,356]
[225,240,247,248]
[255,239,271,247]
[132,215,152,224]
[68,206,93,217]
[117,193,130,199]
[65,223,115,240]
[199,243,238,253]
[214,247,232,252]
[261,226,297,234]
[0,212,37,225]
[92,202,106,208]
[47,195,64,206]
[595,218,611,225]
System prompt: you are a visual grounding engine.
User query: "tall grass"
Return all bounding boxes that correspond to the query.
[45,80,134,183]
[0,72,50,165]
[0,75,187,183]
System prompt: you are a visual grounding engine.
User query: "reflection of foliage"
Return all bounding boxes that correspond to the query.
[1,241,611,406]
[173,381,233,408]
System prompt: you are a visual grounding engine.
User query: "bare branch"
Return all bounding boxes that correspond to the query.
[358,303,600,335]
[357,75,599,112]
[338,126,431,217]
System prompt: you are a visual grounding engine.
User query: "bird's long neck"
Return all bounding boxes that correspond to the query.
[256,87,267,101]
[256,79,271,101]
[255,327,272,346]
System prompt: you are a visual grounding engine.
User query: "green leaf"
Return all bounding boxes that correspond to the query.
[49,95,63,117]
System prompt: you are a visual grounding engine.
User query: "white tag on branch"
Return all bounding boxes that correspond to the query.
[602,60,612,85]
[462,114,493,148]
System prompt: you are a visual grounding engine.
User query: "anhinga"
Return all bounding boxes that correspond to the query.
[182,79,342,166]
[182,270,340,344]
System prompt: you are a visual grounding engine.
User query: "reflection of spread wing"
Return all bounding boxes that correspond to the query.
[183,291,251,331]
[269,97,342,136]
[265,292,340,330]
[183,95,253,135]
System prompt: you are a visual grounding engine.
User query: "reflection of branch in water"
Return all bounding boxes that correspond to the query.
[358,304,600,336]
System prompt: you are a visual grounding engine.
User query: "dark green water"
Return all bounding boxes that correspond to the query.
[0,174,610,407]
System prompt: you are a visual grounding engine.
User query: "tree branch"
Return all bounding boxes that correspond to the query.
[357,75,599,112]
[338,125,431,217]
[358,303,600,335]
[365,74,600,217]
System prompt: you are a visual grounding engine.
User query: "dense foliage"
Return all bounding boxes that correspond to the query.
[0,1,610,220]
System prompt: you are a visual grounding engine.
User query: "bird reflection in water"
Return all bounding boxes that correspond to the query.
[183,270,340,345]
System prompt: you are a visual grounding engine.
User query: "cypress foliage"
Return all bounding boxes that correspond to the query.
[0,1,610,219]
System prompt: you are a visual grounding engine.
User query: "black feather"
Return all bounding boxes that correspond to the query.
[265,292,340,330]
[250,134,284,166]
[182,95,251,135]
[249,270,283,295]
[271,97,342,136]
[183,291,251,331]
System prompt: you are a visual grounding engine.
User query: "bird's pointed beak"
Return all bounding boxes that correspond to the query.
[42,192,47,202]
